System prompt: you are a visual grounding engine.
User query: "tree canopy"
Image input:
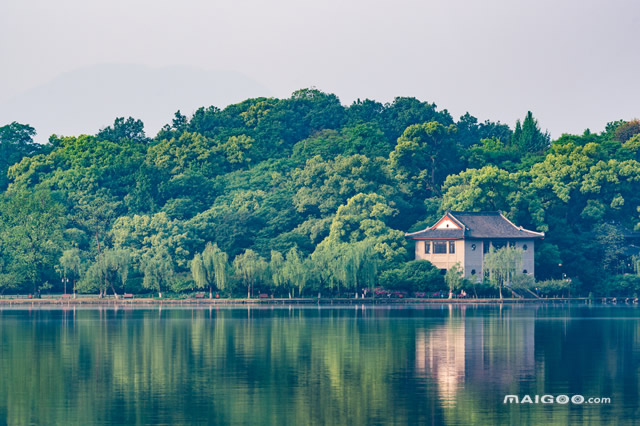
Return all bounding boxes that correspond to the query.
[1,90,638,296]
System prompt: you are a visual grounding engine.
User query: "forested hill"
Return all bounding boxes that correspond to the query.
[1,88,639,297]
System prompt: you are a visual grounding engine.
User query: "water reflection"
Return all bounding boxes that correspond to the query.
[415,305,538,410]
[0,305,638,425]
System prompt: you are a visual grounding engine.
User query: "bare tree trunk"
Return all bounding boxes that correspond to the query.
[110,282,119,299]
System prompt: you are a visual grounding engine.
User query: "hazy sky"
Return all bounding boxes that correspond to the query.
[1,0,639,138]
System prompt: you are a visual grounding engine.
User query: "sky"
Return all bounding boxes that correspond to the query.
[1,0,639,140]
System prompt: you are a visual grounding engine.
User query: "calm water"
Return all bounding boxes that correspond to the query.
[0,305,639,425]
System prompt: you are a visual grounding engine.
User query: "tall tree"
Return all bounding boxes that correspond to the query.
[96,117,148,144]
[281,247,311,298]
[191,242,229,297]
[78,248,130,298]
[0,189,65,294]
[233,249,267,298]
[483,246,523,299]
[141,246,174,298]
[389,121,459,196]
[57,248,83,295]
[0,122,41,190]
[445,262,464,298]
[512,111,550,154]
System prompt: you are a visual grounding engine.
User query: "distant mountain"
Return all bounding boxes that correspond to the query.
[0,64,272,142]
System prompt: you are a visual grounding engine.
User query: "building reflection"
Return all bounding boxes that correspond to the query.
[415,305,536,404]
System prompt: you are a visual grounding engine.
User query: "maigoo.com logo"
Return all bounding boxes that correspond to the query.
[504,395,611,404]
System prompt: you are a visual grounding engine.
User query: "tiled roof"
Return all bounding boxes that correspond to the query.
[406,211,544,240]
[405,229,465,239]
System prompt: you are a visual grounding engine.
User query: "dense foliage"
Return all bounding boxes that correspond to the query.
[1,89,639,297]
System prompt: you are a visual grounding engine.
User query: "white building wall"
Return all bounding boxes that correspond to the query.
[516,239,535,277]
[463,240,484,281]
[414,240,465,270]
[415,239,537,280]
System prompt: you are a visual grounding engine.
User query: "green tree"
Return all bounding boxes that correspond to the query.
[233,249,267,298]
[269,250,287,295]
[190,243,229,297]
[281,247,311,297]
[0,122,41,190]
[483,246,524,299]
[310,241,378,296]
[594,223,625,274]
[96,117,148,144]
[323,193,407,264]
[378,260,444,293]
[0,189,65,294]
[141,246,174,298]
[441,166,518,213]
[445,262,464,298]
[512,111,550,154]
[389,121,459,195]
[57,248,83,295]
[78,248,130,298]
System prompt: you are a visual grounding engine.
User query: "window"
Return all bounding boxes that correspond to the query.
[523,269,528,274]
[483,242,490,254]
[424,241,430,254]
[449,241,455,254]
[433,241,447,254]
[471,243,476,251]
[471,269,476,275]
[523,244,528,251]
[492,241,505,250]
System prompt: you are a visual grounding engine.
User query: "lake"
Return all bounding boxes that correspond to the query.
[0,304,638,425]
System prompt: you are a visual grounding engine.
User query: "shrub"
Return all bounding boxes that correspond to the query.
[594,274,640,297]
[379,260,445,292]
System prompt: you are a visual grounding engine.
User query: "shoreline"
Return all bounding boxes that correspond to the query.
[0,296,608,307]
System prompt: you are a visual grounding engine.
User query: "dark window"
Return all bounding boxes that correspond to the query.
[493,241,505,250]
[424,241,430,254]
[483,242,491,254]
[449,241,455,254]
[471,269,476,275]
[523,244,528,251]
[471,243,476,251]
[523,269,528,274]
[433,241,447,254]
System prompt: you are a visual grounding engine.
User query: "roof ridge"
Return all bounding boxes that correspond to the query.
[499,212,545,237]
[449,210,501,215]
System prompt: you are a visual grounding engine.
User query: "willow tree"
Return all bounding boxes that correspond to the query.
[79,248,130,298]
[141,247,174,298]
[282,247,310,298]
[57,248,83,295]
[311,241,377,296]
[445,262,464,299]
[269,250,287,296]
[233,249,267,298]
[483,246,523,299]
[191,243,229,298]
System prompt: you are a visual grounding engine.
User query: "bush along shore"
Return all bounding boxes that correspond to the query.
[1,91,640,299]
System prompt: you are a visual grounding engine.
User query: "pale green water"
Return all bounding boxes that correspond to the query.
[0,305,638,425]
